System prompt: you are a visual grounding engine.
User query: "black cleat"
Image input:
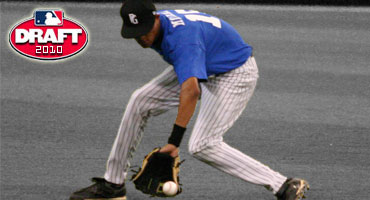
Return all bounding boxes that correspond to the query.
[276,178,309,200]
[70,177,126,200]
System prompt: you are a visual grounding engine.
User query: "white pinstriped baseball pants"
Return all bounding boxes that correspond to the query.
[104,56,287,193]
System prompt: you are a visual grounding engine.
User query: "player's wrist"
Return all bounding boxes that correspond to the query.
[159,144,179,158]
[168,124,186,147]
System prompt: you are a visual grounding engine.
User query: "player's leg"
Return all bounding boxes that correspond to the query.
[188,57,287,194]
[70,66,181,200]
[104,66,181,184]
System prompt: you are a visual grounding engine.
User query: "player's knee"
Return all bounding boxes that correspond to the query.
[188,141,205,156]
[130,88,143,101]
[188,145,197,156]
[188,144,210,163]
[129,88,148,106]
[188,138,222,157]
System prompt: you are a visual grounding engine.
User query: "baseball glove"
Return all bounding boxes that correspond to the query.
[131,148,182,197]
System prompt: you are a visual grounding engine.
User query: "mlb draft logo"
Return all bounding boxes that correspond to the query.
[34,10,63,26]
[9,9,88,60]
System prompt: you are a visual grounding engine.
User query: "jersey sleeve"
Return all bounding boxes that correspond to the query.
[169,43,207,85]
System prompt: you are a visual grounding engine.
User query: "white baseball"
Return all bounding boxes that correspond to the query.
[162,181,178,196]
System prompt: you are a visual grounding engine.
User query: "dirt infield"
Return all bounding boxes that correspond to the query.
[1,2,370,200]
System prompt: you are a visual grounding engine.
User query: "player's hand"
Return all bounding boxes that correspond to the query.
[159,144,179,158]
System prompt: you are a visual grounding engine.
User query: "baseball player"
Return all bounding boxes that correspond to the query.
[70,0,309,200]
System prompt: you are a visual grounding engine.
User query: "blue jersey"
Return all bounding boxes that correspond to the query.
[151,10,253,84]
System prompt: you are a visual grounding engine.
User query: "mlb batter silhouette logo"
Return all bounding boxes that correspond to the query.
[34,10,63,26]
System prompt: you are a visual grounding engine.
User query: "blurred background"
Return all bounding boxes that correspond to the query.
[1,1,370,200]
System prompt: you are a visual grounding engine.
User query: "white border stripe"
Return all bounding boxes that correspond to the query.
[4,2,369,13]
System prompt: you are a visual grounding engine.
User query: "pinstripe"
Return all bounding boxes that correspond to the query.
[190,76,233,151]
[190,64,244,152]
[111,73,171,182]
[190,74,232,152]
[209,65,246,135]
[213,66,245,134]
[232,144,286,191]
[195,147,269,185]
[189,57,287,193]
[190,63,245,153]
[110,88,149,182]
[111,69,179,183]
[213,145,276,184]
[104,57,286,194]
[105,67,180,184]
[228,146,275,180]
[119,70,179,169]
[213,146,280,188]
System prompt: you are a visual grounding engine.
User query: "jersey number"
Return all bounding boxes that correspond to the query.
[175,9,222,29]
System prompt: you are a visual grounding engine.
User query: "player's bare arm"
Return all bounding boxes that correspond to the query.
[175,77,200,128]
[160,77,200,157]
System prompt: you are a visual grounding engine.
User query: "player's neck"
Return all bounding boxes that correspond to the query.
[151,25,163,49]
